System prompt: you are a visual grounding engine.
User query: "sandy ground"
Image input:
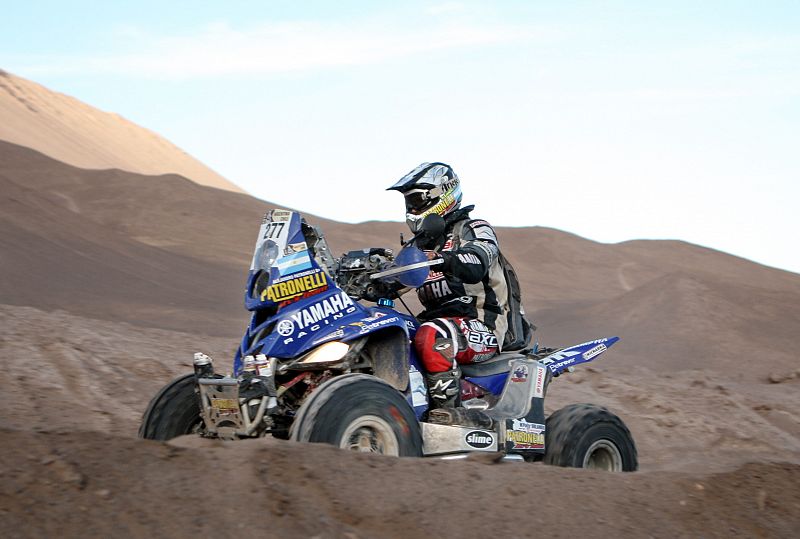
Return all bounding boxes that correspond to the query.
[1,304,798,538]
[2,428,798,539]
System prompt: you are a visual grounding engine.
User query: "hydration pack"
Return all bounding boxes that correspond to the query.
[498,250,534,351]
[451,220,534,351]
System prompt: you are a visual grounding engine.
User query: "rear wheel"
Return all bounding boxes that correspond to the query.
[291,374,422,457]
[138,374,204,441]
[544,403,637,471]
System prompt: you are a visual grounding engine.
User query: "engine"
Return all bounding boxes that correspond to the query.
[334,248,394,301]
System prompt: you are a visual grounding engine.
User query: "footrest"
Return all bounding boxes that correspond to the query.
[428,407,494,429]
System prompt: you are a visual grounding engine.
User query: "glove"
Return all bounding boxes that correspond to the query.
[416,229,443,250]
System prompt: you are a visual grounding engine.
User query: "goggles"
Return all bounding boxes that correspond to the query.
[404,187,441,214]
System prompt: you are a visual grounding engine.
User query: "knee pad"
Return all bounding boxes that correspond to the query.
[414,321,458,373]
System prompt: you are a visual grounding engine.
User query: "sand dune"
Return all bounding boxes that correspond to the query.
[3,139,798,376]
[0,69,242,193]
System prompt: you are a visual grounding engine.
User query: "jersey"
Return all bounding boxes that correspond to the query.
[414,206,510,351]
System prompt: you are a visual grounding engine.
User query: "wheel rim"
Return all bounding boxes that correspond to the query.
[582,439,623,471]
[340,415,399,456]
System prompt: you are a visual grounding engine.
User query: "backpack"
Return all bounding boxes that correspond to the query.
[498,250,535,351]
[452,220,534,351]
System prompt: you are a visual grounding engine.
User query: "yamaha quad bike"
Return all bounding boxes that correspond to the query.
[139,209,637,471]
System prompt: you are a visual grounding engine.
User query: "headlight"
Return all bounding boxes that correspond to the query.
[298,341,350,365]
[256,240,280,271]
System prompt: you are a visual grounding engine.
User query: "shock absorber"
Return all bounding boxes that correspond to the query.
[193,352,214,379]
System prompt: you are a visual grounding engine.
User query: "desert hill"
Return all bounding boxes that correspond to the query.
[0,69,242,193]
[2,139,798,379]
[0,147,246,337]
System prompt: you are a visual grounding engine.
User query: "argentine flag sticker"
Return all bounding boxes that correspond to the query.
[277,251,313,275]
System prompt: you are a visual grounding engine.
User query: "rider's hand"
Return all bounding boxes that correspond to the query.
[424,250,440,261]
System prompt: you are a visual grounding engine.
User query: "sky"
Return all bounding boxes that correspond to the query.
[3,1,799,273]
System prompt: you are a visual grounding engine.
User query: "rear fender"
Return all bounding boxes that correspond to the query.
[485,359,547,421]
[540,337,620,376]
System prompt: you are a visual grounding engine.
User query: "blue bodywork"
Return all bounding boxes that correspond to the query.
[539,337,621,376]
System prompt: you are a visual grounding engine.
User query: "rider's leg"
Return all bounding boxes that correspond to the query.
[415,319,463,409]
[415,318,500,409]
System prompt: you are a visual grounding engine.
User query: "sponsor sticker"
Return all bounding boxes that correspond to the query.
[465,430,494,449]
[409,365,428,407]
[358,316,400,334]
[510,364,529,383]
[291,292,354,329]
[506,430,544,449]
[583,343,607,360]
[311,328,345,346]
[549,358,576,371]
[271,210,291,222]
[533,365,546,398]
[513,419,545,433]
[281,292,358,344]
[507,420,545,449]
[211,398,238,414]
[277,320,294,336]
[540,349,581,366]
[262,270,328,302]
[286,241,307,253]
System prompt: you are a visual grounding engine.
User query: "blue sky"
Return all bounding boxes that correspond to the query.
[3,1,799,273]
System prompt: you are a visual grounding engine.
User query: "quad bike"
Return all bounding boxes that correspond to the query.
[139,209,637,471]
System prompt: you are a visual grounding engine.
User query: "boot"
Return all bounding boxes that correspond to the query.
[425,370,495,429]
[426,368,462,409]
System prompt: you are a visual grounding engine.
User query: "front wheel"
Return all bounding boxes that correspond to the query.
[544,403,638,471]
[138,373,204,441]
[291,374,422,457]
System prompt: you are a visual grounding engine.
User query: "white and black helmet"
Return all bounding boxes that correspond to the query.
[388,162,463,232]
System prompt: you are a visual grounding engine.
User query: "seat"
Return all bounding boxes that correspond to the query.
[461,352,526,377]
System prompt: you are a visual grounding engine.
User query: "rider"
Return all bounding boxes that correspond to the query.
[388,162,518,415]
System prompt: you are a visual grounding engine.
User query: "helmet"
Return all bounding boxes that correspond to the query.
[387,162,462,232]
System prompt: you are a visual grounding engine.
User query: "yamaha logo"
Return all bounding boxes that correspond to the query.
[276,319,294,336]
[465,430,494,449]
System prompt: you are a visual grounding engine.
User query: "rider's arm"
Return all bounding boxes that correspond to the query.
[437,220,500,284]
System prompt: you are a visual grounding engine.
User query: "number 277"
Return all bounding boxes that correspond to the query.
[263,222,285,239]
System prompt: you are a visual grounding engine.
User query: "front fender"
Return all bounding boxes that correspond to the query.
[361,326,410,391]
